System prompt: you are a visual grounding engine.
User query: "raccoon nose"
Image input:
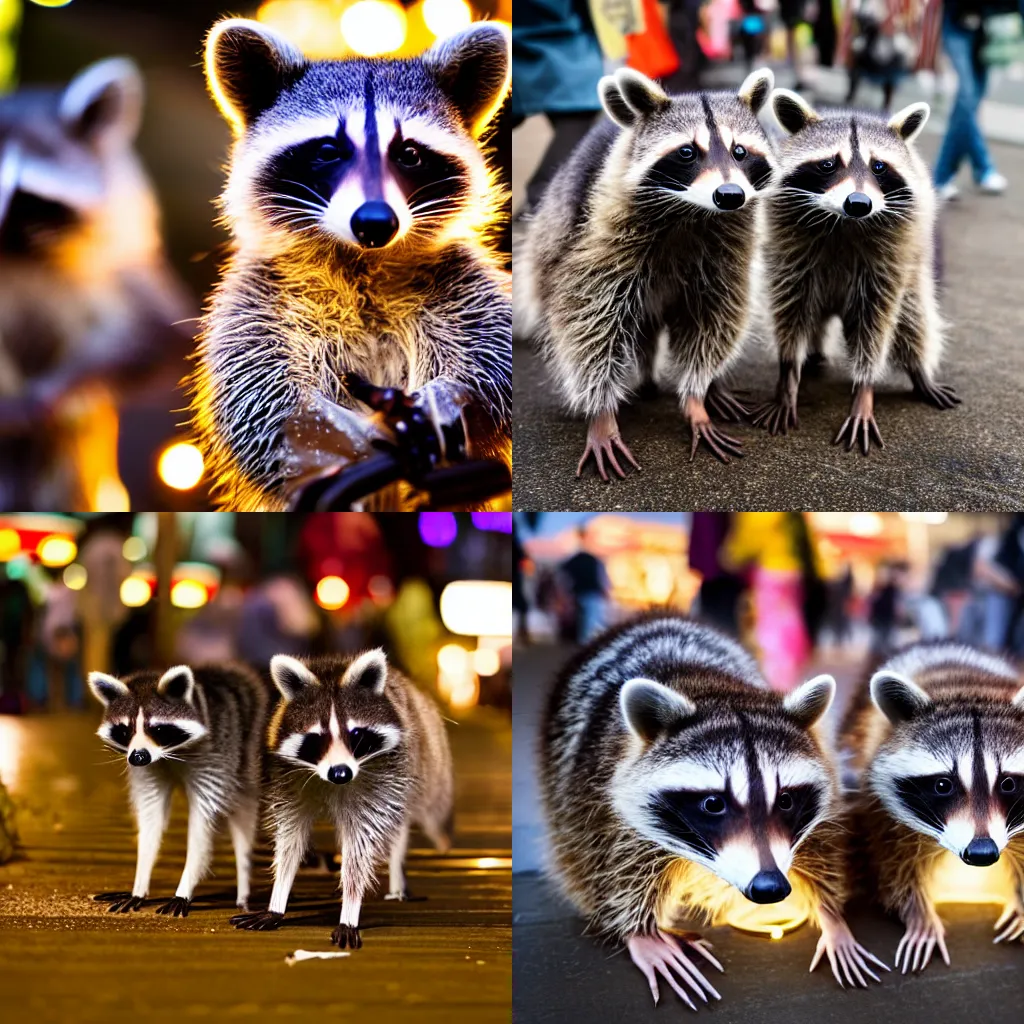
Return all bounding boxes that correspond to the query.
[351,201,399,248]
[843,192,872,218]
[745,869,792,904]
[713,183,746,211]
[962,837,1000,866]
[327,764,353,785]
[128,749,151,767]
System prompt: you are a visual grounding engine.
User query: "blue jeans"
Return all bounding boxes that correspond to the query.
[934,17,995,186]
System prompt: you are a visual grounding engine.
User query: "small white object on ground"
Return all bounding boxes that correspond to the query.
[285,950,351,965]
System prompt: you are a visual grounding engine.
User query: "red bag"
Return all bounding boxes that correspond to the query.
[626,0,681,80]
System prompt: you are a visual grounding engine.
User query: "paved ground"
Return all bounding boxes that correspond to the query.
[0,711,511,1024]
[512,68,1024,511]
[511,641,1024,1024]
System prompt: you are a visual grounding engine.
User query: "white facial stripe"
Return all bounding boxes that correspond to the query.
[838,140,853,166]
[694,124,711,151]
[733,132,765,152]
[939,815,974,856]
[97,720,131,747]
[770,837,793,874]
[317,736,358,781]
[147,718,205,740]
[984,753,998,788]
[860,141,872,165]
[347,721,402,752]
[761,763,777,809]
[957,752,973,791]
[988,815,1009,850]
[776,759,824,791]
[875,747,953,779]
[645,762,727,794]
[383,175,412,239]
[730,759,749,806]
[329,706,342,741]
[711,840,761,892]
[277,732,312,760]
[1002,750,1024,773]
[718,125,734,149]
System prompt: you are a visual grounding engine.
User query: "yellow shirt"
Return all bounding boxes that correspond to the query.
[723,512,804,574]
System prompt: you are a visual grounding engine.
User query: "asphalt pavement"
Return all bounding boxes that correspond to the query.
[0,710,511,1024]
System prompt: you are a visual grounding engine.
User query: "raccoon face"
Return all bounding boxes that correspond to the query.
[205,19,509,254]
[268,650,402,785]
[612,674,836,903]
[0,57,144,255]
[88,666,208,767]
[771,91,928,222]
[869,671,1024,865]
[599,67,775,215]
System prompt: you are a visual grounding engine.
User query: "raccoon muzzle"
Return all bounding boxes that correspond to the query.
[745,868,792,904]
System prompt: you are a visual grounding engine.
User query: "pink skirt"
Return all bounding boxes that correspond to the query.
[752,568,810,692]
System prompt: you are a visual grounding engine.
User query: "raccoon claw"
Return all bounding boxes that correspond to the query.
[231,910,284,931]
[94,892,145,913]
[155,896,191,918]
[689,421,743,463]
[704,381,750,423]
[993,903,1024,943]
[750,399,798,435]
[627,930,723,1009]
[332,923,362,949]
[910,373,961,411]
[811,919,889,988]
[894,915,949,972]
[577,412,640,481]
[834,386,883,454]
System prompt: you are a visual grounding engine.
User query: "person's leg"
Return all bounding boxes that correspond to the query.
[523,111,597,212]
[966,47,1000,184]
[933,20,984,187]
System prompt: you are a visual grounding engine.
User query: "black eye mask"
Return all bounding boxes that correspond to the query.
[348,727,386,759]
[146,723,193,749]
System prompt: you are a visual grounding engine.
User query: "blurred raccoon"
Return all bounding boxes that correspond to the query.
[190,19,511,511]
[516,69,776,480]
[841,643,1024,970]
[89,663,268,916]
[232,650,453,948]
[0,57,193,510]
[540,615,887,1007]
[752,91,959,453]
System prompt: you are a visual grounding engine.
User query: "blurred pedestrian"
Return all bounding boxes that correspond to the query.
[972,515,1024,651]
[559,525,610,643]
[868,561,909,658]
[512,0,603,219]
[933,0,1008,200]
[689,512,745,636]
[514,527,532,644]
[780,0,812,90]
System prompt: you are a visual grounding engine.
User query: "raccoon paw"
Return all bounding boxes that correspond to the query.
[94,892,145,913]
[811,916,889,987]
[910,373,961,411]
[993,902,1024,944]
[155,896,191,918]
[750,397,799,436]
[893,915,949,973]
[833,386,884,455]
[626,930,723,1009]
[705,381,751,424]
[231,910,284,931]
[331,923,362,949]
[577,412,640,481]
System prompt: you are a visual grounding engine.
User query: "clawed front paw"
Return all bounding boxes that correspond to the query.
[994,902,1024,944]
[155,896,191,918]
[94,891,145,913]
[894,914,949,973]
[750,398,798,436]
[627,929,724,1009]
[230,910,284,931]
[811,917,889,987]
[332,923,362,949]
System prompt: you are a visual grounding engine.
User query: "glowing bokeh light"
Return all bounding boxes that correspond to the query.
[472,646,500,677]
[440,580,513,637]
[423,0,472,39]
[899,512,949,525]
[340,1,406,57]
[158,442,204,491]
[27,0,75,7]
[119,576,151,608]
[257,0,346,58]
[171,579,208,610]
[62,564,88,591]
[122,536,147,562]
[316,575,351,610]
[37,535,77,567]
[471,512,512,533]
[0,528,19,561]
[847,512,884,538]
[419,511,458,547]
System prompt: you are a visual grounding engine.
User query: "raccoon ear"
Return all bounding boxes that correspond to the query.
[87,671,129,707]
[342,649,388,695]
[771,89,820,135]
[270,655,319,702]
[204,18,306,135]
[424,23,510,138]
[598,76,637,128]
[614,68,670,119]
[738,67,774,115]
[620,678,696,743]
[870,670,933,724]
[888,102,930,144]
[60,57,144,148]
[784,674,835,729]
[157,665,195,703]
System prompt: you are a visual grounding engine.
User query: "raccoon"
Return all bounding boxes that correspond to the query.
[231,650,453,948]
[0,57,193,510]
[751,91,959,453]
[841,643,1024,970]
[88,663,269,916]
[516,69,776,480]
[189,19,511,511]
[540,614,886,1007]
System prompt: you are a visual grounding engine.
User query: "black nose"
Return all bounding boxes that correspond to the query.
[713,183,746,211]
[351,201,399,248]
[962,837,1000,866]
[843,192,872,218]
[128,749,151,767]
[327,764,353,785]
[745,869,792,904]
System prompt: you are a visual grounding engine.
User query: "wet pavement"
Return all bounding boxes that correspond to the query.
[512,642,1024,1023]
[0,710,511,1023]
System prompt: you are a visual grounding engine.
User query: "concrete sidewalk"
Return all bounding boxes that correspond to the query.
[513,131,1024,511]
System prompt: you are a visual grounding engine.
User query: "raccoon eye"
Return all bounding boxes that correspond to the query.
[148,724,190,748]
[315,140,342,163]
[732,144,747,160]
[934,777,954,795]
[678,144,697,164]
[701,795,726,815]
[109,724,131,747]
[1000,776,1017,794]
[871,160,887,175]
[348,727,385,759]
[395,143,422,169]
[818,158,836,173]
[777,791,794,812]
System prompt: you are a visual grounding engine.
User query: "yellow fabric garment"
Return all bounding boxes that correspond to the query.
[723,512,804,574]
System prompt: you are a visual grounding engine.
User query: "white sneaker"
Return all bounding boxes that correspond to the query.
[978,171,1008,194]
[936,181,960,201]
